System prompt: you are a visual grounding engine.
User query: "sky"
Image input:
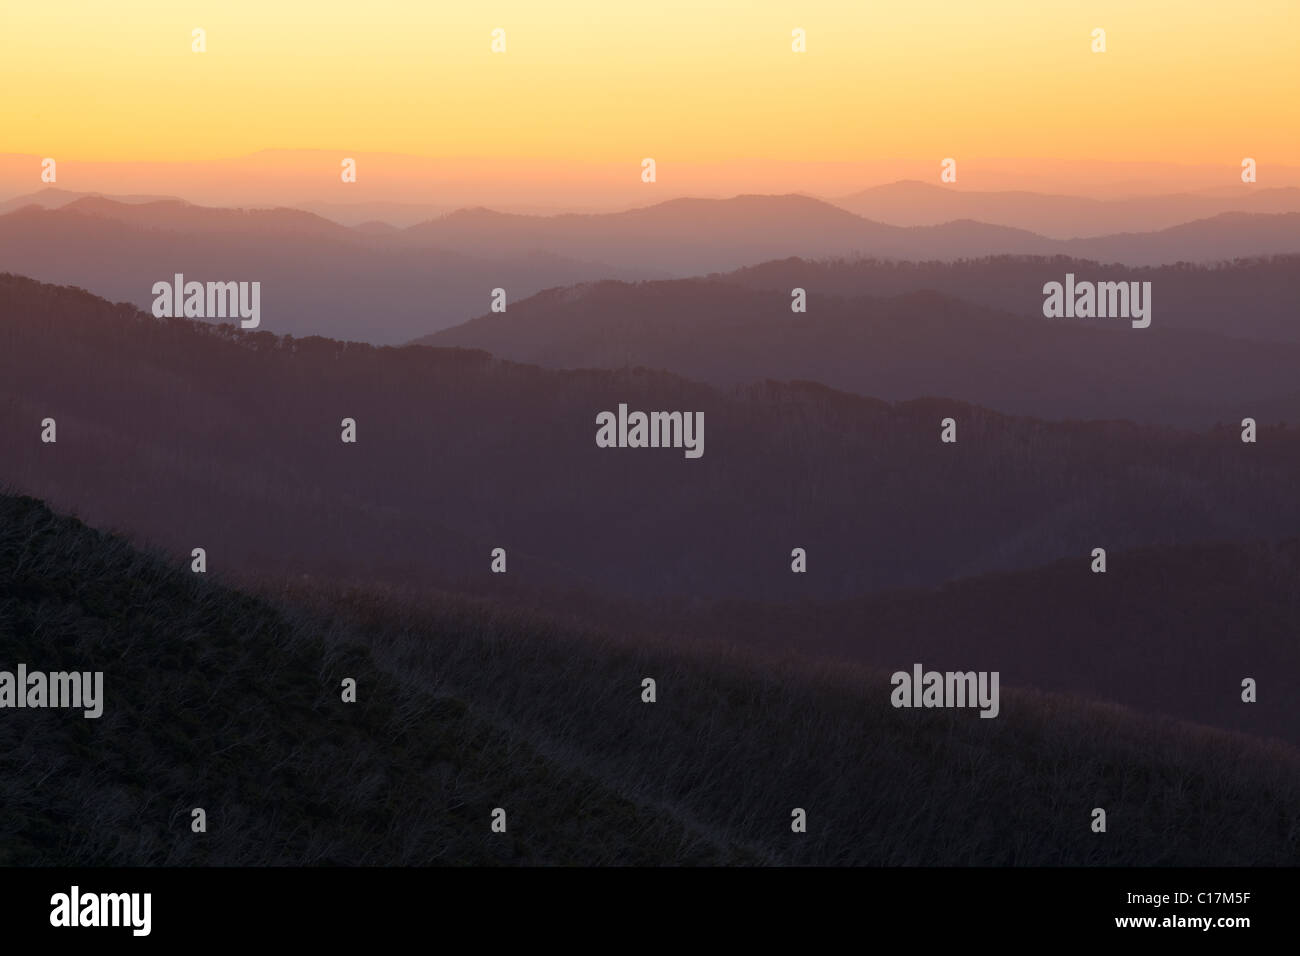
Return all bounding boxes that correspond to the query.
[1,1,1296,205]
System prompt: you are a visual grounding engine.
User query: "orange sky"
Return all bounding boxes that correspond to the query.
[2,1,1296,207]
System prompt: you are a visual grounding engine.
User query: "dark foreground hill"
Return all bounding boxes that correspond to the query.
[0,493,743,866]
[2,493,1297,865]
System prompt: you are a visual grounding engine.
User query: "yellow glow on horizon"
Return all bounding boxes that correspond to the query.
[2,0,1296,165]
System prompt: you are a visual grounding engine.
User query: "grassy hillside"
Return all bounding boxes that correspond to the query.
[2,492,1297,865]
[0,493,749,865]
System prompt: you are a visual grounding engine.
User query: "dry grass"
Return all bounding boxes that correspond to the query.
[2,492,1297,865]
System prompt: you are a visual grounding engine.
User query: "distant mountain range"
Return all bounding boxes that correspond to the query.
[395,195,1300,271]
[720,255,1300,343]
[5,150,1298,213]
[12,179,1297,239]
[0,198,662,343]
[397,195,1050,272]
[0,187,177,215]
[2,192,1297,343]
[834,179,1300,237]
[416,260,1300,425]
